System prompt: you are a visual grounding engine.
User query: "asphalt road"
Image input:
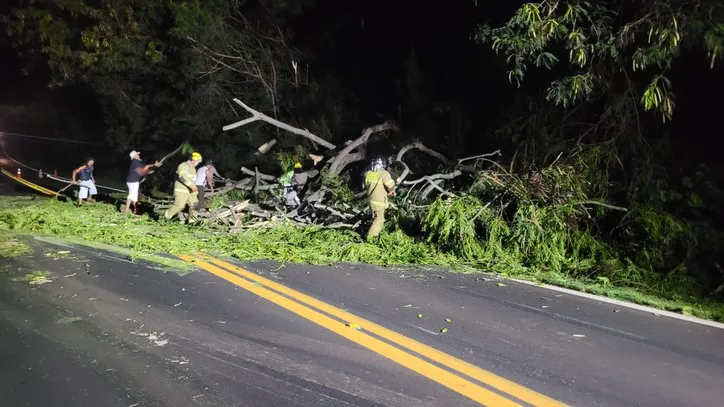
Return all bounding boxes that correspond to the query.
[1,236,724,407]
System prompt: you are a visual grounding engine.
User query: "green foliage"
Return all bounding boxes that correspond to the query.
[476,0,724,121]
[276,145,307,173]
[0,194,722,320]
[423,195,484,261]
[320,167,356,204]
[0,233,31,258]
[0,197,454,268]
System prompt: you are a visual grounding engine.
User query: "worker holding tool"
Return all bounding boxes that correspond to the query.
[194,159,222,211]
[164,152,203,222]
[364,155,396,239]
[125,151,160,214]
[72,158,97,206]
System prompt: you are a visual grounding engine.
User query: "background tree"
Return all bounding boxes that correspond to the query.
[2,0,358,181]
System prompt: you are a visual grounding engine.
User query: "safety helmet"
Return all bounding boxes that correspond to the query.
[370,155,388,171]
[294,162,302,169]
[191,152,202,161]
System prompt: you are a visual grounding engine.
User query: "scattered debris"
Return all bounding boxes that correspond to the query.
[572,334,586,338]
[440,328,448,333]
[167,356,190,365]
[497,282,507,287]
[29,276,52,285]
[55,316,83,325]
[174,302,183,307]
[417,313,423,319]
[346,323,361,330]
[14,271,53,285]
[131,330,169,347]
[541,305,550,309]
[652,312,660,316]
[403,304,413,308]
[445,318,452,323]
[64,272,77,277]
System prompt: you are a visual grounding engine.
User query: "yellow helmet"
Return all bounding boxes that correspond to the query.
[294,162,302,169]
[191,152,202,161]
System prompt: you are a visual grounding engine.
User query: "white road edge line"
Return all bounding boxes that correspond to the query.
[509,278,724,330]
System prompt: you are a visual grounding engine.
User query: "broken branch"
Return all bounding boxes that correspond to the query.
[223,99,336,149]
[328,120,399,176]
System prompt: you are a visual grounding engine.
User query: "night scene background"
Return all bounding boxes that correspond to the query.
[2,0,724,320]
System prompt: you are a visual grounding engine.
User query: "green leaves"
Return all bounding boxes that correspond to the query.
[476,1,723,122]
[641,76,674,122]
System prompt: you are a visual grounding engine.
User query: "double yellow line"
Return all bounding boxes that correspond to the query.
[1,168,59,196]
[179,254,568,407]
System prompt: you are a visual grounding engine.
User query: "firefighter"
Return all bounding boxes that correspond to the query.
[164,152,203,222]
[364,155,396,239]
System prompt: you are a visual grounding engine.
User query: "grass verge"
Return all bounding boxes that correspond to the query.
[1,196,722,322]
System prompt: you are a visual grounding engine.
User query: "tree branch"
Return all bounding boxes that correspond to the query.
[240,166,277,182]
[402,170,463,186]
[223,98,337,149]
[328,120,399,176]
[578,200,628,211]
[395,141,481,173]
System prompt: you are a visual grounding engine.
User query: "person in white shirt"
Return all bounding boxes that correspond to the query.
[195,160,221,211]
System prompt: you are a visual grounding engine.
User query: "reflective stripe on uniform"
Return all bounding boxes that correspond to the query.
[177,162,196,186]
[370,200,389,208]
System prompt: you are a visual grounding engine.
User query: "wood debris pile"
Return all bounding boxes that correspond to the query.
[149,98,501,230]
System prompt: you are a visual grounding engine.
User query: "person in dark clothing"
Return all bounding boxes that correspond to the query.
[72,158,96,206]
[124,151,159,214]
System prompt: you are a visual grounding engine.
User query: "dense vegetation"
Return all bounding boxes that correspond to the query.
[2,0,724,319]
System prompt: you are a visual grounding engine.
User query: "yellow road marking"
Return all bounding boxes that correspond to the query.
[186,254,569,406]
[180,256,522,407]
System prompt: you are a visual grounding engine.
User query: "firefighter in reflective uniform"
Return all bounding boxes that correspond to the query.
[164,152,203,222]
[364,155,396,239]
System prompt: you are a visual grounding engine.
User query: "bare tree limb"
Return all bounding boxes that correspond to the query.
[402,170,463,186]
[241,166,277,182]
[457,150,502,164]
[223,99,337,149]
[328,120,399,176]
[395,141,480,173]
[421,179,454,200]
[578,200,627,211]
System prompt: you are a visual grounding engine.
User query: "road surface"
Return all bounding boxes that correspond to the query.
[1,235,723,407]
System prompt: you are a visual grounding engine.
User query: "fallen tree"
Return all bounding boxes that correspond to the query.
[161,98,510,230]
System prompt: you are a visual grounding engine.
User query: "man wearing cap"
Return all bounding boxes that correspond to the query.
[164,152,203,222]
[124,151,159,214]
[194,159,222,211]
